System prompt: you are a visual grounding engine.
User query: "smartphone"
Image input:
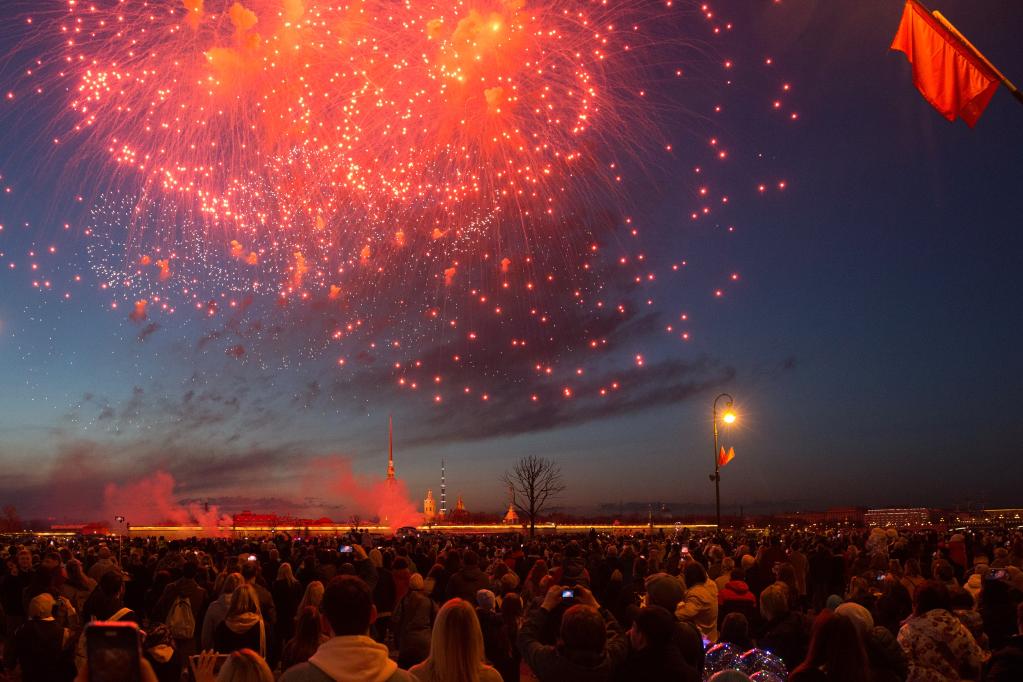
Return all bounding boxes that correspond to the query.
[680,545,689,554]
[561,588,575,599]
[86,621,142,682]
[987,568,1007,581]
[340,545,353,553]
[246,554,257,562]
[190,653,229,678]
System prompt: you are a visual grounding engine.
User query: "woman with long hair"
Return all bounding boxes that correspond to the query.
[214,584,266,658]
[521,559,548,605]
[280,605,325,672]
[295,580,330,634]
[790,611,870,682]
[409,599,502,682]
[60,559,96,614]
[272,563,304,654]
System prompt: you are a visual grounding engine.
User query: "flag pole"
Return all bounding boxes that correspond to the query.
[918,2,1023,107]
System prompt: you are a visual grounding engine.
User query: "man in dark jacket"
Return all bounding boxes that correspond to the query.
[613,606,699,682]
[14,593,76,681]
[644,572,705,674]
[446,550,492,602]
[156,560,208,665]
[518,584,627,682]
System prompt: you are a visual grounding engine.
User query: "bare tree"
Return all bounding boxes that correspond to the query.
[502,455,566,539]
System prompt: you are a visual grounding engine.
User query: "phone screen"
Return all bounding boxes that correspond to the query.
[340,545,353,553]
[561,589,575,599]
[87,622,141,682]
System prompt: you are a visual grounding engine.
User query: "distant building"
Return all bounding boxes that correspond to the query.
[864,507,931,528]
[503,504,520,525]
[502,484,519,525]
[825,507,867,525]
[448,494,470,522]
[423,489,436,523]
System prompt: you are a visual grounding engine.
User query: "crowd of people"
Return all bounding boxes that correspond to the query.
[0,524,1021,682]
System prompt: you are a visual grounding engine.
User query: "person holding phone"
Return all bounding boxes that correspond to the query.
[517,584,627,682]
[75,621,158,682]
[14,593,77,681]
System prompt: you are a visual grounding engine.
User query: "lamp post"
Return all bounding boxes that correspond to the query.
[710,393,736,533]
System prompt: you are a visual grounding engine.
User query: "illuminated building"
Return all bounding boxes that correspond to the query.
[864,507,931,528]
[423,489,436,523]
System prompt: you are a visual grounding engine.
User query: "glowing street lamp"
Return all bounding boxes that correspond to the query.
[710,393,736,533]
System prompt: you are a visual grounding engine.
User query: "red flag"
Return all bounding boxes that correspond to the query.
[891,1,1000,127]
[718,446,735,468]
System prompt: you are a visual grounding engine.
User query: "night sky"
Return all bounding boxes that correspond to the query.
[1,0,1021,524]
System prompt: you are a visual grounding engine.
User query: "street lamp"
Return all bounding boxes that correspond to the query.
[710,393,736,533]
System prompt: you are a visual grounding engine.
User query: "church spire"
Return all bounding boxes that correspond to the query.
[387,415,395,481]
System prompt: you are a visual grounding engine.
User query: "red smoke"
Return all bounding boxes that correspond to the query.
[103,470,230,536]
[306,457,421,531]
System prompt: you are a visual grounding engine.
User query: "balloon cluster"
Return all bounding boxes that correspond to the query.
[703,643,788,682]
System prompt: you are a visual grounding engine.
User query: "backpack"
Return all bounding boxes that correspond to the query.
[166,594,195,639]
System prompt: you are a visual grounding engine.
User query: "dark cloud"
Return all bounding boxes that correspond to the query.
[138,322,160,342]
[409,356,736,445]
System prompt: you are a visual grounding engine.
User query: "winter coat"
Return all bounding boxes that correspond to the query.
[517,605,627,682]
[201,592,230,650]
[14,619,75,682]
[214,614,264,656]
[393,589,435,665]
[59,578,96,615]
[676,579,719,643]
[280,635,414,682]
[156,577,208,635]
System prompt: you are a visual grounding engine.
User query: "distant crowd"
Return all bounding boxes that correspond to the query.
[1,524,1022,681]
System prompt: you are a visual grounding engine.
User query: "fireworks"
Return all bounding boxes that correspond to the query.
[1,0,797,404]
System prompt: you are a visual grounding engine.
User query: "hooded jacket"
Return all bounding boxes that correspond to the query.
[718,580,756,606]
[279,635,414,682]
[214,613,265,657]
[675,579,719,643]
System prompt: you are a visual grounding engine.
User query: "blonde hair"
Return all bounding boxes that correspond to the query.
[276,562,299,586]
[425,599,486,682]
[227,584,263,619]
[297,580,324,614]
[222,572,244,597]
[759,583,788,621]
[217,649,273,682]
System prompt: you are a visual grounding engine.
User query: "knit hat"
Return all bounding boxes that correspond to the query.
[476,589,496,611]
[644,572,684,610]
[409,573,425,591]
[835,602,874,636]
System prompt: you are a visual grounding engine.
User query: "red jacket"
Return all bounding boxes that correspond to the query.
[718,580,756,606]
